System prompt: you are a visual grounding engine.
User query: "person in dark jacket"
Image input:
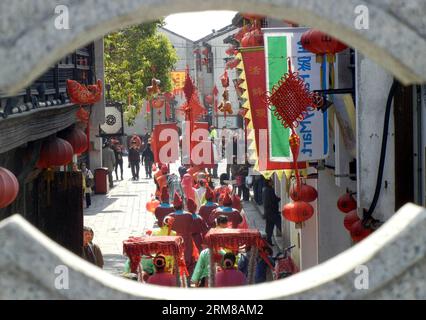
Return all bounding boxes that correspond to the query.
[128,141,140,180]
[113,144,124,181]
[141,143,155,179]
[262,179,282,246]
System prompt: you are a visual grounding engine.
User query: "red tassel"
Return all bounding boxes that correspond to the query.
[146,100,151,113]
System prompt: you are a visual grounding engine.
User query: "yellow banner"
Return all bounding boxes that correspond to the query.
[170,71,186,93]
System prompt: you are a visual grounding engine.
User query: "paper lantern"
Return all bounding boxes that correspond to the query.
[337,192,357,213]
[343,209,360,231]
[282,201,314,223]
[350,220,373,242]
[63,127,88,155]
[241,28,264,48]
[205,95,214,105]
[0,167,19,208]
[37,137,74,168]
[290,183,318,202]
[301,29,347,62]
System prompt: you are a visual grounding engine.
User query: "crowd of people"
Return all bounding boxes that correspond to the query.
[120,163,279,288]
[78,129,286,288]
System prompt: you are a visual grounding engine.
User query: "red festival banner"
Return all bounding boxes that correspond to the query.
[190,122,214,168]
[151,123,179,164]
[240,48,306,171]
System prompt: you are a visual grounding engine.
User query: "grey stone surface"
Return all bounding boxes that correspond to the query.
[0,0,426,95]
[2,202,426,299]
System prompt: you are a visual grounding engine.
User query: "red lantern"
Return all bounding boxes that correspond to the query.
[0,167,19,208]
[152,98,164,109]
[241,28,264,48]
[337,192,357,213]
[343,209,360,231]
[301,29,347,62]
[221,70,230,88]
[37,137,74,168]
[146,197,160,213]
[350,220,373,242]
[282,201,314,223]
[76,106,90,123]
[205,95,214,105]
[63,127,88,155]
[290,183,318,202]
[242,13,265,21]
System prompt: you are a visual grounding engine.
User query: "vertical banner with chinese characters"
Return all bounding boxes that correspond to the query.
[170,71,186,96]
[264,28,329,162]
[152,123,179,164]
[240,47,303,174]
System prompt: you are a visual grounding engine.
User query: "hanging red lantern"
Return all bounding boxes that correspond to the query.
[337,192,357,213]
[241,28,264,48]
[205,95,214,105]
[37,137,74,169]
[221,70,230,88]
[241,13,265,21]
[290,182,318,203]
[282,201,314,223]
[343,209,360,231]
[76,106,90,123]
[63,127,88,155]
[152,97,164,109]
[350,220,373,242]
[301,29,347,62]
[0,167,19,209]
[146,197,160,213]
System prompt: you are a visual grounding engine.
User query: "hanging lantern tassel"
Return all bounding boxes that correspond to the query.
[289,128,301,193]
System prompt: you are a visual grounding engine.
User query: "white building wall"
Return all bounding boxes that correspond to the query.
[356,52,395,222]
[203,28,240,129]
[90,38,105,170]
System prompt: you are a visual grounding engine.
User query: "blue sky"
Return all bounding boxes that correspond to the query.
[164,11,237,41]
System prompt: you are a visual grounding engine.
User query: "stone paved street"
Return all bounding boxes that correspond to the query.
[84,156,274,277]
[84,156,157,276]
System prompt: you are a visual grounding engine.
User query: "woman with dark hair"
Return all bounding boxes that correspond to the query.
[215,252,247,287]
[146,254,176,287]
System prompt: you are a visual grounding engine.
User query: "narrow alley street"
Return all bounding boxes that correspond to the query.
[84,156,272,277]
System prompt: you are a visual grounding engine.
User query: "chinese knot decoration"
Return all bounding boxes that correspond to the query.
[264,58,323,129]
[265,58,323,227]
[67,79,102,105]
